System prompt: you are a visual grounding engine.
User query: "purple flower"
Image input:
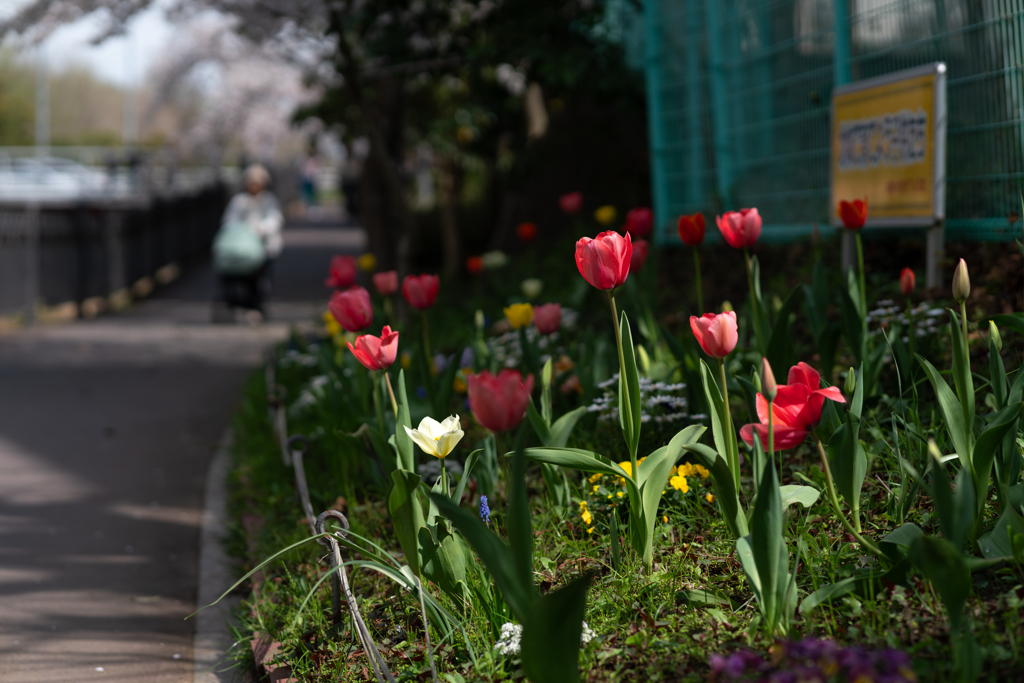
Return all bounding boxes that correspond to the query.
[479,495,490,523]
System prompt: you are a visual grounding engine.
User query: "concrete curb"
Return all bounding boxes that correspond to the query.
[193,429,243,682]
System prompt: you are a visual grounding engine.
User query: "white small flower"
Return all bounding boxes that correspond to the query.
[494,622,523,655]
[404,415,464,459]
[581,621,596,645]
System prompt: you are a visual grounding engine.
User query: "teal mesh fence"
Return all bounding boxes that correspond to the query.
[642,0,1024,244]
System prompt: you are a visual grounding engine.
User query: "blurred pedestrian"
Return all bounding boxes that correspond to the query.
[301,150,320,210]
[213,164,283,322]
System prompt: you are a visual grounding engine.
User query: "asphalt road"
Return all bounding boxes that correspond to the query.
[0,221,363,682]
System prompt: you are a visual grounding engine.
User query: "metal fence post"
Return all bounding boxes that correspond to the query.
[643,0,668,243]
[25,204,39,325]
[704,0,732,208]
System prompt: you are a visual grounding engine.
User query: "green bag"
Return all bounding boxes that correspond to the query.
[213,221,266,276]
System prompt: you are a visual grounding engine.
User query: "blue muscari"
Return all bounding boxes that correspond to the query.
[479,495,490,523]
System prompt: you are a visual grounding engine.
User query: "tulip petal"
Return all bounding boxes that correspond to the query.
[435,429,465,458]
[741,423,808,450]
[405,426,439,458]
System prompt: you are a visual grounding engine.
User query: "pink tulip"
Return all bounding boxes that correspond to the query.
[575,230,632,291]
[716,208,762,249]
[373,270,399,296]
[467,369,535,432]
[533,303,562,335]
[630,239,649,272]
[347,325,399,371]
[624,207,653,238]
[325,255,358,289]
[402,274,440,310]
[329,286,373,332]
[690,311,738,359]
[559,191,583,215]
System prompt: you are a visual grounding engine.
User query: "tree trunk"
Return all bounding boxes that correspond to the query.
[438,156,462,279]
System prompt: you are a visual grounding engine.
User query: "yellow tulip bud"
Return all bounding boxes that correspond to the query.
[952,258,971,303]
[990,320,1003,352]
[504,303,534,330]
[358,253,377,272]
[594,205,617,225]
[845,367,856,395]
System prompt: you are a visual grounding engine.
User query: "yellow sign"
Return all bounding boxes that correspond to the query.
[831,63,946,226]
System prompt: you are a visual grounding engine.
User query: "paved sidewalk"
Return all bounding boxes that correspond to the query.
[0,224,364,682]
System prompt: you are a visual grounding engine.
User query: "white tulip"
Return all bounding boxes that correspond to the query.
[404,415,464,459]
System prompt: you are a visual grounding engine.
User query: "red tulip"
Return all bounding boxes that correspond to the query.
[690,311,738,359]
[402,274,440,310]
[325,255,358,289]
[559,191,583,215]
[739,362,846,450]
[716,208,762,249]
[899,268,915,297]
[516,222,538,242]
[467,369,535,432]
[575,230,632,291]
[466,256,484,274]
[347,325,399,371]
[630,239,649,272]
[677,213,706,246]
[329,285,373,332]
[372,270,398,296]
[533,303,562,334]
[624,207,653,238]
[838,199,868,230]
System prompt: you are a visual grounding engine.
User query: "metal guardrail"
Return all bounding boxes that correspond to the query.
[0,183,228,319]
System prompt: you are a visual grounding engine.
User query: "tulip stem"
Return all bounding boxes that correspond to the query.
[372,370,385,432]
[422,312,432,361]
[959,300,969,351]
[813,433,880,554]
[718,358,739,491]
[384,371,398,417]
[693,248,704,313]
[855,232,868,322]
[906,297,915,360]
[743,248,766,355]
[609,292,635,472]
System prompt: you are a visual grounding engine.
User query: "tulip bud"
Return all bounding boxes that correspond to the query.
[751,368,761,394]
[952,258,971,303]
[761,358,777,402]
[899,268,915,297]
[845,367,856,396]
[990,320,1003,353]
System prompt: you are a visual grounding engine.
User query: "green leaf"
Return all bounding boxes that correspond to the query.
[453,449,481,505]
[839,287,865,364]
[989,333,1007,410]
[618,310,643,461]
[699,359,728,460]
[990,313,1024,336]
[800,576,861,614]
[684,443,748,537]
[507,428,534,598]
[750,459,785,627]
[523,448,635,487]
[677,589,734,609]
[735,536,762,605]
[978,506,1024,560]
[521,575,590,683]
[639,425,706,568]
[527,400,554,445]
[779,485,821,510]
[549,406,589,448]
[430,493,535,622]
[368,426,397,483]
[396,370,415,471]
[418,521,469,604]
[908,535,971,635]
[388,469,425,577]
[948,311,976,454]
[917,355,971,467]
[827,364,866,518]
[880,523,924,562]
[973,402,1023,508]
[766,286,803,376]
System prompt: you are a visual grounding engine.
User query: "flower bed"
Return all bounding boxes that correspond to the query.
[214,198,1024,682]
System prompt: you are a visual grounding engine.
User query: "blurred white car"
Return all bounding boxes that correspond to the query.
[0,156,117,201]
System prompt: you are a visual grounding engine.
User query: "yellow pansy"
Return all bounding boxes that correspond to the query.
[663,516,668,523]
[579,501,593,526]
[588,473,604,484]
[504,303,534,330]
[401,351,412,369]
[670,474,689,493]
[323,310,341,337]
[616,491,624,498]
[591,485,600,494]
[358,253,377,272]
[594,205,617,225]
[694,464,710,480]
[705,493,715,503]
